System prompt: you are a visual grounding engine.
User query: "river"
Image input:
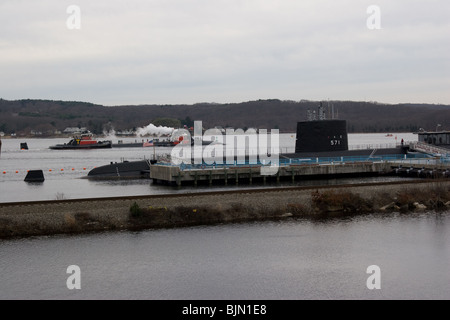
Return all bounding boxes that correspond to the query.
[0,212,449,300]
[0,132,416,203]
[3,132,448,300]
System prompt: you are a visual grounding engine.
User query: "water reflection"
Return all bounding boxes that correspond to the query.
[0,211,448,300]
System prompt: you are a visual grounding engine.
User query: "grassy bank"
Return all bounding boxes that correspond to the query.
[129,180,450,228]
[1,180,450,239]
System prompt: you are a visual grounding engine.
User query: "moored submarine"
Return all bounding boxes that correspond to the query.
[87,159,156,179]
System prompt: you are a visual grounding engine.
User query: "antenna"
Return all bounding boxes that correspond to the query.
[318,102,325,120]
[327,100,331,119]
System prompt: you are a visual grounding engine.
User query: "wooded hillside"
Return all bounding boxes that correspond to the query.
[0,98,448,136]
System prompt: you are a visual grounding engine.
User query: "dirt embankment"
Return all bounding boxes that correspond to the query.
[1,180,450,239]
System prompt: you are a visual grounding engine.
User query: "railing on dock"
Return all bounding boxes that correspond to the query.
[410,141,450,157]
[155,153,435,171]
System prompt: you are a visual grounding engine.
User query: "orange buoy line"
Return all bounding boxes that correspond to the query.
[1,167,93,174]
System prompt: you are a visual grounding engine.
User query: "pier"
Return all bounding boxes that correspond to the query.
[148,152,448,186]
[150,162,391,186]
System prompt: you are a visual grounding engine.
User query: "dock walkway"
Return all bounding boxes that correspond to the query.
[150,153,450,186]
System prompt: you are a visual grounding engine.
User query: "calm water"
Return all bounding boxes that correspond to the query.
[0,133,417,203]
[3,132,444,301]
[0,212,449,300]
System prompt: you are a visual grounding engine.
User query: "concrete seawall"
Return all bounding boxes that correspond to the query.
[1,180,449,239]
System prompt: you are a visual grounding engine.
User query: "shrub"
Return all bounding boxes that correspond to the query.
[311,189,373,214]
[74,212,91,222]
[395,184,450,208]
[130,202,143,218]
[55,192,66,200]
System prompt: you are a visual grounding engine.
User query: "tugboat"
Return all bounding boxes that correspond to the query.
[49,132,112,150]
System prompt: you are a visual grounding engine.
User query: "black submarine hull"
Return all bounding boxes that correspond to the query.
[87,160,156,179]
[87,117,409,179]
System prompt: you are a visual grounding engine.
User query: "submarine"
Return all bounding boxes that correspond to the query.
[87,131,218,179]
[87,159,157,179]
[86,103,412,179]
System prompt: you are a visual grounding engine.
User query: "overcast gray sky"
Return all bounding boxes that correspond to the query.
[1,0,449,105]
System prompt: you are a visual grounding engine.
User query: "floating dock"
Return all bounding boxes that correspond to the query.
[149,152,450,186]
[150,161,391,186]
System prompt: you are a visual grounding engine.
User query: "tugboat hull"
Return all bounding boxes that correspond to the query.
[50,141,112,150]
[50,132,113,150]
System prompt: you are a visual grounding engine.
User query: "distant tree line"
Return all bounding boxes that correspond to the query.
[0,98,449,136]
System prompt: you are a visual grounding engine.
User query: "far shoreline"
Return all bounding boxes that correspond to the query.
[0,131,417,140]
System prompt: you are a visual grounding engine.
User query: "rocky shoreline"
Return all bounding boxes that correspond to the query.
[1,180,449,239]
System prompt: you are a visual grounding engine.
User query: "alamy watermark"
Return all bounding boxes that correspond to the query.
[66,5,81,30]
[66,265,81,290]
[64,264,381,292]
[66,5,380,31]
[367,5,381,30]
[170,121,280,175]
[366,265,381,290]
